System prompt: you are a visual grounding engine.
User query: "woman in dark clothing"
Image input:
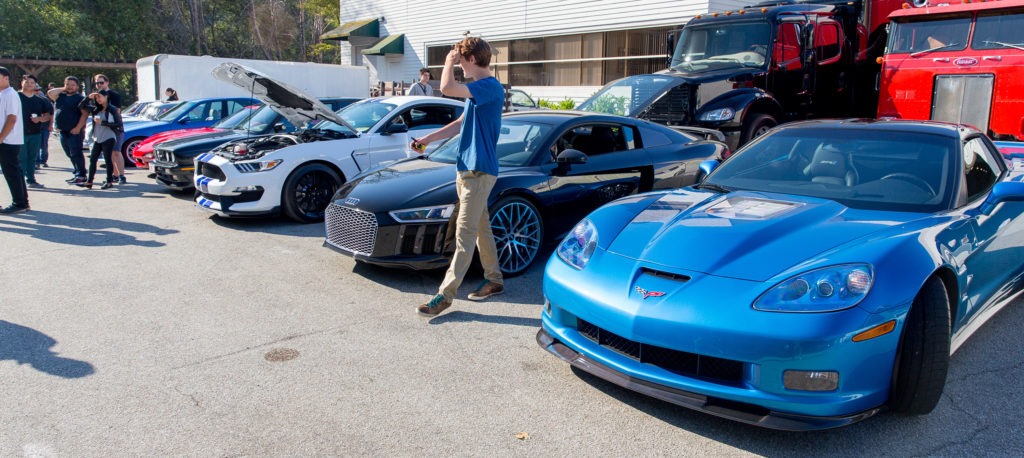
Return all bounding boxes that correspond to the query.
[164,87,179,102]
[78,90,122,189]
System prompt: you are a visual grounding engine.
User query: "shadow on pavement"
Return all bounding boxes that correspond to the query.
[208,214,326,238]
[427,310,542,328]
[0,320,94,378]
[0,210,173,247]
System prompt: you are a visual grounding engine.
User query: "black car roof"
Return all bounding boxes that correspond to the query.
[777,118,978,140]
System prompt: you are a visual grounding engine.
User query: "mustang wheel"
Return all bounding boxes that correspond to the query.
[890,275,950,414]
[489,197,544,277]
[282,163,343,223]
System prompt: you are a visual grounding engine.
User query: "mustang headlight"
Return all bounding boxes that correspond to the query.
[698,107,735,122]
[754,264,873,312]
[235,159,283,173]
[389,204,455,223]
[557,219,598,270]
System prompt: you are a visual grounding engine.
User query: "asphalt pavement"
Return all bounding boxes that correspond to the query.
[1,143,1023,456]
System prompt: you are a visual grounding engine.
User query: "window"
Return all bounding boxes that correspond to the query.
[888,15,971,54]
[774,23,803,70]
[427,27,672,87]
[962,137,1002,202]
[393,105,460,131]
[972,11,1024,50]
[814,22,841,63]
[226,100,248,115]
[555,124,634,157]
[186,102,210,122]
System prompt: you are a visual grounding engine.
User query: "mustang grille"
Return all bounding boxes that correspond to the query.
[325,203,378,256]
[577,319,743,383]
[156,149,174,163]
[198,162,226,181]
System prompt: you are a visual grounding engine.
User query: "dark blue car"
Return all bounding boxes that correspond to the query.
[120,97,259,157]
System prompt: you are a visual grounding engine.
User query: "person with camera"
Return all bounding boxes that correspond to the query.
[76,90,122,190]
[47,76,90,184]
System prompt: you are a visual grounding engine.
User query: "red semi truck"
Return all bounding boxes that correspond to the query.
[878,0,1024,141]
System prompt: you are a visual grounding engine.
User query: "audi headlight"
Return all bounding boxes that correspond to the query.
[698,108,735,122]
[235,159,283,173]
[389,204,455,223]
[557,219,598,270]
[754,264,873,312]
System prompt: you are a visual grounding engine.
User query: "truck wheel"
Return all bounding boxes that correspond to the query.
[739,114,777,146]
[889,275,950,415]
[281,163,343,223]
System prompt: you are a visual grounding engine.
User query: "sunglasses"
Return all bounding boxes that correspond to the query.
[94,81,107,85]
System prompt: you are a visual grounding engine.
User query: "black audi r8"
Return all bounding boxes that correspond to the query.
[323,111,728,276]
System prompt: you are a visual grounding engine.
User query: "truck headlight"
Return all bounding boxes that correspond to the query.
[698,108,735,122]
[754,264,873,312]
[557,219,598,270]
[235,159,283,173]
[389,204,455,223]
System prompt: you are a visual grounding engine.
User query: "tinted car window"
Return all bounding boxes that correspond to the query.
[429,119,553,167]
[555,124,633,157]
[962,137,1002,202]
[390,105,460,131]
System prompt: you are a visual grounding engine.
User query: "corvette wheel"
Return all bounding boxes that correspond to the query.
[282,163,343,223]
[489,197,544,277]
[889,275,950,414]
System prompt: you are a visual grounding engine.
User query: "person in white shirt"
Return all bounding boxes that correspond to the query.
[0,66,29,213]
[405,68,435,96]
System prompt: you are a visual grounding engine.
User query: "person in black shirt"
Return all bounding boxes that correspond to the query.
[47,76,90,183]
[18,74,52,188]
[93,74,127,183]
[164,88,178,102]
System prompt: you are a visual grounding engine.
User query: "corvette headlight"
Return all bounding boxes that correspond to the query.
[754,264,873,312]
[389,204,454,223]
[235,159,283,173]
[698,108,735,122]
[557,219,598,270]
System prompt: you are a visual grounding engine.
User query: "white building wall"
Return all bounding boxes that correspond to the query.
[341,0,756,97]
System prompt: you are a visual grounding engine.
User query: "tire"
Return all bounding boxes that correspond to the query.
[122,137,145,158]
[739,113,777,146]
[889,275,951,415]
[281,163,343,223]
[489,196,544,277]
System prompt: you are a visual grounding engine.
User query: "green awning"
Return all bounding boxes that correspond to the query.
[320,18,379,41]
[361,34,405,56]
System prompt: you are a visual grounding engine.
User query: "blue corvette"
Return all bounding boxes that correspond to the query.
[538,119,1024,430]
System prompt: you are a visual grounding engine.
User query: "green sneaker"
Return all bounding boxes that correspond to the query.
[416,294,452,317]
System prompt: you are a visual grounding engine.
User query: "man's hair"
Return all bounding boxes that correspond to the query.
[419,68,431,77]
[65,76,80,85]
[0,66,10,78]
[456,37,492,68]
[94,73,109,83]
[23,74,38,83]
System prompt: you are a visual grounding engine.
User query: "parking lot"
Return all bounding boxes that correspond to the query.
[1,147,1023,456]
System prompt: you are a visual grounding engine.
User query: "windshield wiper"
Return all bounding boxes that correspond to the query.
[693,182,731,193]
[910,43,961,58]
[982,40,1024,52]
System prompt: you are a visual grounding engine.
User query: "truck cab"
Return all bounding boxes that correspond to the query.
[878,0,1024,141]
[578,0,904,149]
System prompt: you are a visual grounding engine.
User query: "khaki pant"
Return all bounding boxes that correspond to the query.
[439,171,503,300]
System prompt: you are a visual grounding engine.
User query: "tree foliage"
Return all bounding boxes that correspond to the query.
[0,0,341,100]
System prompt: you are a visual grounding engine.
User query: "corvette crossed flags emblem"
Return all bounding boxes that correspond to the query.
[634,286,666,300]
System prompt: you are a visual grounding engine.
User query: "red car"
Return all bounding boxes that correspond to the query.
[132,104,261,167]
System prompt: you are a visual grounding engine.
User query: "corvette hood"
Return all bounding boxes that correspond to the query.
[607,190,921,282]
[335,158,458,211]
[211,62,355,132]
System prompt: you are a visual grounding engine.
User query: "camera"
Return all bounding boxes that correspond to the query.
[82,98,98,113]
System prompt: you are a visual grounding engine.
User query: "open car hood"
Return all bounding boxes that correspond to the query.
[211,62,356,133]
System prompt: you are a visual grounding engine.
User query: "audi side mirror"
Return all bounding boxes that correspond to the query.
[556,149,588,164]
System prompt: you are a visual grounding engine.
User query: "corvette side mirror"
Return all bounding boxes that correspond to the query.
[698,160,719,181]
[976,181,1024,215]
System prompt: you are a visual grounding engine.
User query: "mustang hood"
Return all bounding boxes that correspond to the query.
[338,158,458,211]
[607,191,920,282]
[212,62,355,132]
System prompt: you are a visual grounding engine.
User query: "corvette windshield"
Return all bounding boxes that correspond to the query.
[429,120,553,167]
[671,21,770,71]
[705,128,958,212]
[337,100,397,133]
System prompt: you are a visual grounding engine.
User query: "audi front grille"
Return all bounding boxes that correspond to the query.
[325,203,378,256]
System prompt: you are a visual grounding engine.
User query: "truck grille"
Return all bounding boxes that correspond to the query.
[156,148,174,163]
[577,319,743,383]
[645,84,691,125]
[325,203,378,255]
[198,162,225,181]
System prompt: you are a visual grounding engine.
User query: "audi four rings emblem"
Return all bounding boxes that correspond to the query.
[634,286,666,300]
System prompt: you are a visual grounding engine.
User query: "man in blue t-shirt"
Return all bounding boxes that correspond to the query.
[410,36,506,317]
